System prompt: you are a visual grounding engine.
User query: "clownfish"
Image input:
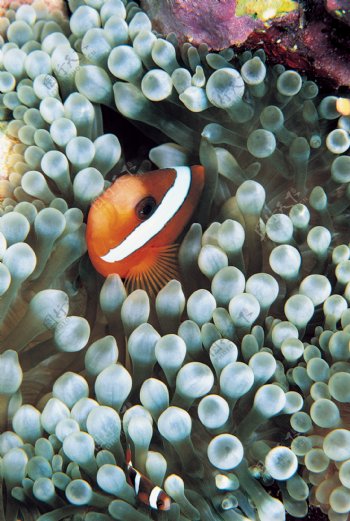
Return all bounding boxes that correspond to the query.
[126,448,171,511]
[86,166,205,294]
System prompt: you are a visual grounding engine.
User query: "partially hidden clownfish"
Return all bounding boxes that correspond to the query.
[86,166,205,294]
[126,448,171,511]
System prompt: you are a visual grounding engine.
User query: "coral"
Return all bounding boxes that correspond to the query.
[325,0,350,26]
[0,0,350,520]
[140,0,299,49]
[141,0,350,89]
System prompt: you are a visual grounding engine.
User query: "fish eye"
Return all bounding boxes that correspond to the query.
[136,196,157,220]
[157,499,163,508]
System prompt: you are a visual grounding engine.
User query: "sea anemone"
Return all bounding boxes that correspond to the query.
[1,0,350,520]
[0,273,305,521]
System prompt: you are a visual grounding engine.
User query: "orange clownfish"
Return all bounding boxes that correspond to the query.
[86,166,205,294]
[126,448,171,511]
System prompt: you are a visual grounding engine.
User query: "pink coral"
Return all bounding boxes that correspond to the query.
[142,0,350,88]
[141,0,265,49]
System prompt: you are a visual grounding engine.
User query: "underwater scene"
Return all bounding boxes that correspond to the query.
[0,0,350,520]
